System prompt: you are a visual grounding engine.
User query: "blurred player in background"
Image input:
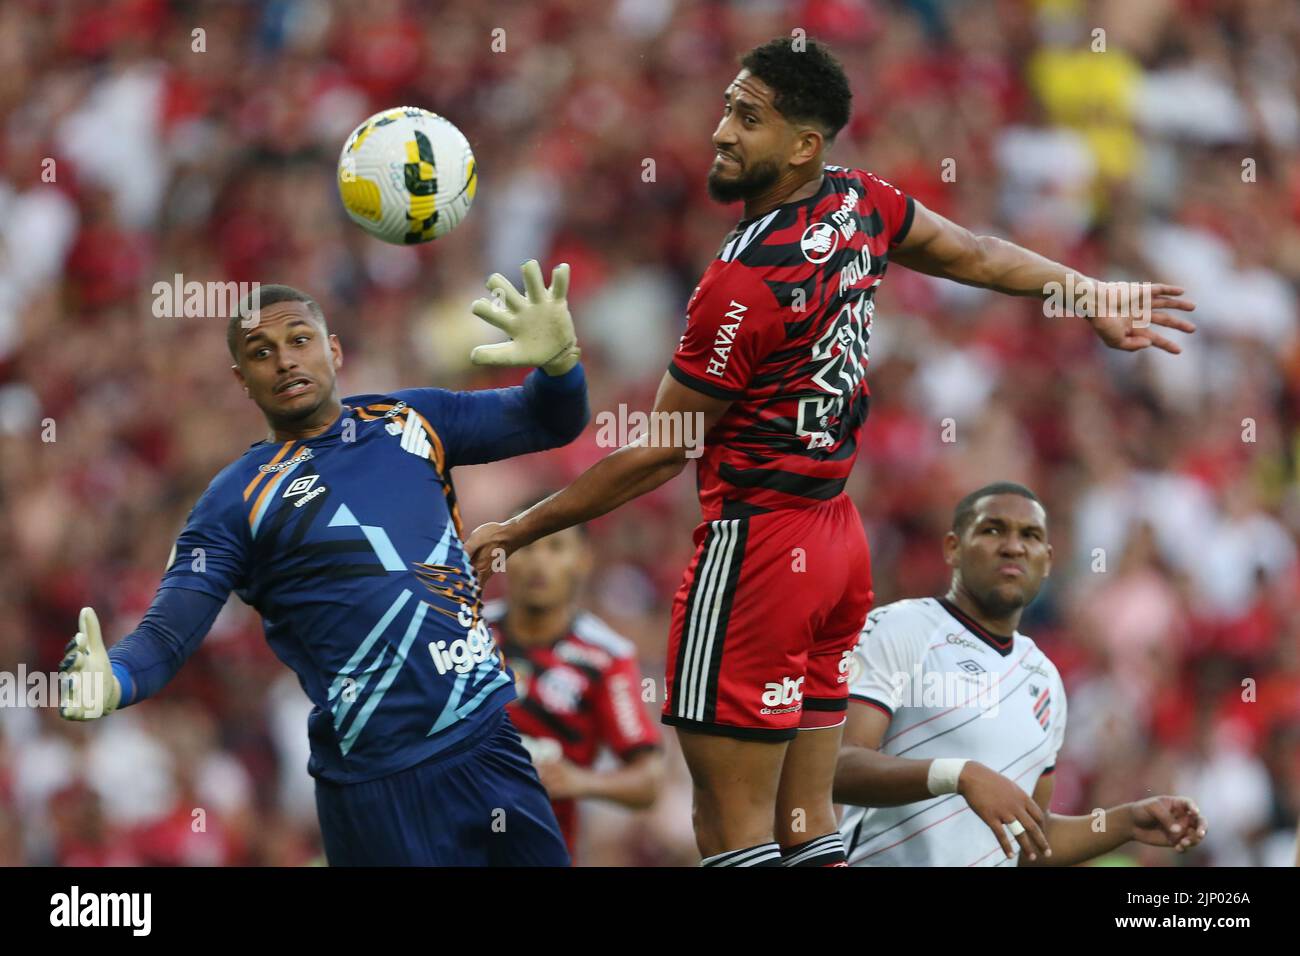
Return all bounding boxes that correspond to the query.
[467,37,1195,868]
[58,261,587,866]
[835,483,1208,866]
[485,515,664,863]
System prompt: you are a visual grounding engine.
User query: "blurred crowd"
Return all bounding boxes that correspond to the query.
[1,0,1298,867]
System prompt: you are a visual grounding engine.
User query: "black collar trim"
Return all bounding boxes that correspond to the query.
[937,598,1015,657]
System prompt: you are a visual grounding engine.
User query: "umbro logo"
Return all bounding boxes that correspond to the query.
[283,473,328,508]
[283,474,320,498]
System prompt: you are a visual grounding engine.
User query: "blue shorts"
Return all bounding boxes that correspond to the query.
[314,708,570,866]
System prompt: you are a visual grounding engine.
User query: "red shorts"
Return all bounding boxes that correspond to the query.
[662,493,874,741]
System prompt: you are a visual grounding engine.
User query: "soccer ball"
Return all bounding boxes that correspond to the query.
[337,107,478,245]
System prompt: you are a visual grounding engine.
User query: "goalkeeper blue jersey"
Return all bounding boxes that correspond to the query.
[122,369,587,783]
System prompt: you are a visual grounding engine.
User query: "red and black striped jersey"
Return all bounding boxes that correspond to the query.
[669,165,914,520]
[484,601,660,856]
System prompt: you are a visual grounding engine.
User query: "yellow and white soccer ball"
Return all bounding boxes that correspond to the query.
[337,107,477,245]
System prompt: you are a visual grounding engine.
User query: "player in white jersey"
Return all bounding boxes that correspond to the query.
[834,482,1207,866]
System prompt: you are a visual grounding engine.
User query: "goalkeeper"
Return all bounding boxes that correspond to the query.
[58,261,586,866]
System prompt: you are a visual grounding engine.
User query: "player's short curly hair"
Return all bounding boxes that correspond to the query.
[740,36,852,142]
[952,482,1044,535]
[226,284,328,361]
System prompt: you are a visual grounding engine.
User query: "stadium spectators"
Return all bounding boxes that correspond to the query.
[1,0,1297,865]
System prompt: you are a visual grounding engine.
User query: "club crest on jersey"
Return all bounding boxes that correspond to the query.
[536,665,587,715]
[1032,685,1051,730]
[800,222,839,264]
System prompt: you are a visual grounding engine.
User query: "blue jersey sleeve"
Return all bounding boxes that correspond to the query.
[394,363,589,468]
[159,473,252,600]
[107,471,251,705]
[108,587,227,706]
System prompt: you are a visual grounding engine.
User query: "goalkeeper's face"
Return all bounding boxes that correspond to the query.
[231,301,342,428]
[505,527,591,613]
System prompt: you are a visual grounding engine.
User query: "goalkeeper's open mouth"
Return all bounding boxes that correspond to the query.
[275,377,315,398]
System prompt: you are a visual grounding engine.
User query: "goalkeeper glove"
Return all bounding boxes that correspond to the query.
[470,260,580,376]
[58,607,121,720]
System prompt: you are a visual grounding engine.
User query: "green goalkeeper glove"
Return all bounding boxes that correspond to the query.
[58,607,122,720]
[470,260,580,376]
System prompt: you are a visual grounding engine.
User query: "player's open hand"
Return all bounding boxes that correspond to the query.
[1084,281,1197,355]
[957,760,1051,861]
[470,260,580,375]
[1129,796,1207,852]
[464,521,515,587]
[58,607,122,720]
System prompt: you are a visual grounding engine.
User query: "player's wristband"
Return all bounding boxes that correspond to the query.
[110,662,135,708]
[927,758,968,796]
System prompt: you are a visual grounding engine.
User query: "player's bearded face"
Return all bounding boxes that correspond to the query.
[707,152,782,203]
[708,73,787,204]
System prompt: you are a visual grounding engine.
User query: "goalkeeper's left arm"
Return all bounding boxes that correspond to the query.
[59,587,225,720]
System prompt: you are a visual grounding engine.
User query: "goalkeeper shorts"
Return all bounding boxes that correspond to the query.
[314,707,570,866]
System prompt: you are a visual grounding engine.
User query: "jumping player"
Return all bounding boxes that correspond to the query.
[58,261,587,866]
[485,521,664,861]
[465,39,1195,867]
[835,483,1207,866]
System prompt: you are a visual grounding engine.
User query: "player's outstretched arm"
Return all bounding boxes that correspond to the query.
[465,371,731,584]
[891,200,1197,355]
[59,587,226,720]
[1019,776,1207,866]
[835,701,1051,861]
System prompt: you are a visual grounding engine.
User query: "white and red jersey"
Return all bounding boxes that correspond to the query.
[838,598,1068,867]
[669,165,914,521]
[484,601,660,854]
